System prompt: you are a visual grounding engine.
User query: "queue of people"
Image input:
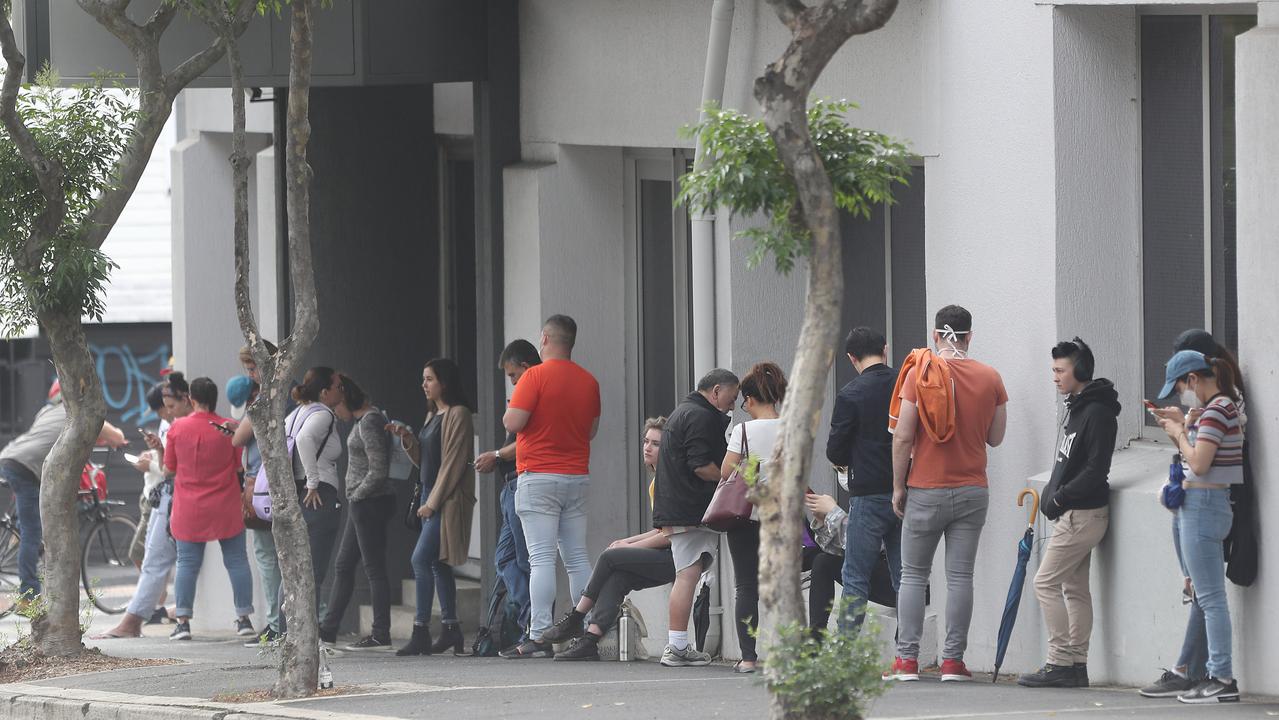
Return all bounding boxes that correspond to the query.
[4,303,1250,705]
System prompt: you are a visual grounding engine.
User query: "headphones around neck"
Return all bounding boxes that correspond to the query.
[1071,336,1095,383]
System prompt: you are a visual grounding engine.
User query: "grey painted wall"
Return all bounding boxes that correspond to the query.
[1052,6,1144,443]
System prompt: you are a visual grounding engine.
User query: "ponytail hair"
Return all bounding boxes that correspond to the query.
[740,361,788,406]
[1206,357,1241,403]
[1208,345,1245,399]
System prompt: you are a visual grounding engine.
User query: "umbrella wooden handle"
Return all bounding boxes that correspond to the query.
[1018,488,1040,527]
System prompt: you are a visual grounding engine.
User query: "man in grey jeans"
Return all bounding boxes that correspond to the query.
[501,315,601,659]
[886,305,1008,682]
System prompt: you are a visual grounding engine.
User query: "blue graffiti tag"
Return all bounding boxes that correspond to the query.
[88,343,170,425]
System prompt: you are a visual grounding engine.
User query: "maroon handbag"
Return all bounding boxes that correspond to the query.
[702,425,755,531]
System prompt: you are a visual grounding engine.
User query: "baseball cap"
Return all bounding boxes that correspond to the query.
[1159,350,1210,399]
[226,374,254,420]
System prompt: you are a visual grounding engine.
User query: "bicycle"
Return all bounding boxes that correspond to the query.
[0,448,140,618]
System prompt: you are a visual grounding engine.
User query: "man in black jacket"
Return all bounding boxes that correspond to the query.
[825,327,901,631]
[652,368,738,667]
[1019,338,1119,689]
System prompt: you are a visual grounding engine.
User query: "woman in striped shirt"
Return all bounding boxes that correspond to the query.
[1152,350,1245,704]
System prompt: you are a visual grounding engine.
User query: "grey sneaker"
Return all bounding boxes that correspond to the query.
[660,643,712,667]
[1139,669,1195,698]
[1178,678,1240,704]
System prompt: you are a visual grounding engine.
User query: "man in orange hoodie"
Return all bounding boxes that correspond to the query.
[884,305,1008,683]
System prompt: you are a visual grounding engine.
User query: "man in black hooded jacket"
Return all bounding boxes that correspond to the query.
[1019,338,1120,690]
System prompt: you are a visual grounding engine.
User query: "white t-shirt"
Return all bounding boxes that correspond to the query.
[727,418,781,482]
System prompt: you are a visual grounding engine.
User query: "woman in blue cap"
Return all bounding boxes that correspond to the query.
[1144,350,1245,705]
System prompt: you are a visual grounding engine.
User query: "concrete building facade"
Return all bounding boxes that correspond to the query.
[20,0,1278,693]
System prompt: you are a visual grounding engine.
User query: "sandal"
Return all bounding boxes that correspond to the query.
[89,629,141,640]
[734,661,757,674]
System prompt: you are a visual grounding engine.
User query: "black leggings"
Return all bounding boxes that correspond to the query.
[580,546,675,631]
[726,524,760,661]
[804,547,843,636]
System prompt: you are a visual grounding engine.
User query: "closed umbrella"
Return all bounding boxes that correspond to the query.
[992,488,1040,683]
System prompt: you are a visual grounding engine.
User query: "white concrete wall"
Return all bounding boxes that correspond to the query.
[171,129,276,633]
[1234,1,1279,694]
[434,82,474,136]
[519,0,932,152]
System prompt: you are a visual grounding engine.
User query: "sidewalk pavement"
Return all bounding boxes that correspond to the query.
[1,620,1277,719]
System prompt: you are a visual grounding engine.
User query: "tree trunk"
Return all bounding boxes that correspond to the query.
[752,3,898,719]
[31,310,106,656]
[216,0,322,698]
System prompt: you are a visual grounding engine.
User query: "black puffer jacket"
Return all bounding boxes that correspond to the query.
[1042,379,1121,520]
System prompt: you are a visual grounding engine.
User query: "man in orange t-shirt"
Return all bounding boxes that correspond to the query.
[884,305,1008,683]
[500,314,601,658]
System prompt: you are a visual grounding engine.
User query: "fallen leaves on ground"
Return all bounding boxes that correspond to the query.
[0,643,178,684]
[212,685,368,703]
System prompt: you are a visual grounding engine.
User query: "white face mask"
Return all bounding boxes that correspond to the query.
[934,325,970,359]
[1180,385,1201,409]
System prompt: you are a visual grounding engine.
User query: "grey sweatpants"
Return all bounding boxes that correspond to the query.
[896,486,989,662]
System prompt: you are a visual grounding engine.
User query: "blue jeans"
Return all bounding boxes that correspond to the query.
[411,495,456,625]
[1171,513,1207,680]
[1177,489,1234,679]
[495,477,531,633]
[252,529,281,632]
[515,473,592,639]
[174,531,255,619]
[1,463,42,598]
[126,491,176,618]
[839,493,902,632]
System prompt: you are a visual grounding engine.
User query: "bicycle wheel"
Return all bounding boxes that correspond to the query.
[0,523,21,618]
[81,514,140,615]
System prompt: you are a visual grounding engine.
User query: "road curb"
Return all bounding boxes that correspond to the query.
[0,684,381,720]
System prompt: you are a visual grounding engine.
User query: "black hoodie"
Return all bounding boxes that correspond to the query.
[1042,379,1121,521]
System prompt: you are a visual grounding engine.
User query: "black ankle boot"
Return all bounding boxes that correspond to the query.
[430,622,465,655]
[396,623,433,657]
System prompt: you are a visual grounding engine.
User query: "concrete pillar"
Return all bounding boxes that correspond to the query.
[1233,1,1279,695]
[171,131,275,634]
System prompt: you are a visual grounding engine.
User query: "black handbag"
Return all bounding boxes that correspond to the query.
[404,483,423,531]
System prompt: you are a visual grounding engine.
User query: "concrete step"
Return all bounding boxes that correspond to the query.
[359,577,482,640]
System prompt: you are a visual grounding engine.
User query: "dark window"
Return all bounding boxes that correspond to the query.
[1140,15,1253,407]
[640,178,679,423]
[836,166,927,392]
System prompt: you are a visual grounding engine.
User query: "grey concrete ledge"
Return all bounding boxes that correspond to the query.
[0,683,396,720]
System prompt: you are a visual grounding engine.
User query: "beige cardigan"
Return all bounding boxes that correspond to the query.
[423,405,476,567]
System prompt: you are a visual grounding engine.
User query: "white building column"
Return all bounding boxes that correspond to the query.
[1234,0,1279,695]
[171,130,275,634]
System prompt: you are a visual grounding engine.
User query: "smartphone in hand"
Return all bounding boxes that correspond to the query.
[209,420,235,436]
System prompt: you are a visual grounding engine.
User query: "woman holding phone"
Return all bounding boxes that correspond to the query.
[388,359,476,657]
[164,377,255,641]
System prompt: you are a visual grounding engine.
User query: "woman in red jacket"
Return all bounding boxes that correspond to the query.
[164,377,255,641]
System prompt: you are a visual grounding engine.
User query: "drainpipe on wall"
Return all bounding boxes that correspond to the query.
[691,0,734,378]
[692,0,735,659]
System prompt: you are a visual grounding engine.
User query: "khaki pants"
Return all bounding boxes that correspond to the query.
[1034,508,1109,665]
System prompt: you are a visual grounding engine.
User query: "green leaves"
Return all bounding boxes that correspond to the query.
[678,98,912,274]
[763,598,889,719]
[0,66,138,336]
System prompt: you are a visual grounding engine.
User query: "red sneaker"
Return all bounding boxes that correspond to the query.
[883,656,920,681]
[940,658,973,682]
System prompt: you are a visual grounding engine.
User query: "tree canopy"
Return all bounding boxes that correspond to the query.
[0,68,137,335]
[678,98,911,273]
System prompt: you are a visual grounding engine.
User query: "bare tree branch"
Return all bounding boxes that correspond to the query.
[144,2,180,38]
[75,0,255,249]
[0,10,66,271]
[763,0,809,31]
